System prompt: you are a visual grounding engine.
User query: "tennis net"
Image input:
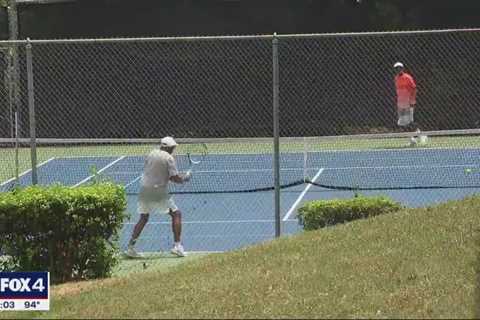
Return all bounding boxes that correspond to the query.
[1,129,480,194]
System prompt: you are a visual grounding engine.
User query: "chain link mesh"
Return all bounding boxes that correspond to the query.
[1,30,480,254]
[31,39,272,139]
[0,43,29,190]
[278,30,480,229]
[21,37,275,253]
[0,46,13,186]
[0,46,12,139]
[279,30,480,136]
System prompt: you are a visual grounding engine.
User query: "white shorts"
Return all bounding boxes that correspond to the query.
[138,186,178,215]
[397,108,414,127]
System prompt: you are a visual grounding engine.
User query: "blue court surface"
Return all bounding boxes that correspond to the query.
[2,147,480,253]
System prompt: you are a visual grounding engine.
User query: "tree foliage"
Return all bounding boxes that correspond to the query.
[2,0,480,39]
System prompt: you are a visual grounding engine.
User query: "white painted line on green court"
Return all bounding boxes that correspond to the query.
[282,168,324,221]
[72,156,126,187]
[0,157,55,187]
[125,175,142,188]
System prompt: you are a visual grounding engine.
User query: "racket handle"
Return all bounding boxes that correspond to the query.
[183,170,192,182]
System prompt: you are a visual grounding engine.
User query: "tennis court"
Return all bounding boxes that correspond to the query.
[1,142,480,253]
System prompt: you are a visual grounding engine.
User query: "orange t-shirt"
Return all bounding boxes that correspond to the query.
[395,72,416,109]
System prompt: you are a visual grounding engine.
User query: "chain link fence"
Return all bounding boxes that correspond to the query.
[277,29,480,232]
[0,43,29,189]
[0,45,12,186]
[1,29,480,253]
[279,30,480,136]
[31,38,272,139]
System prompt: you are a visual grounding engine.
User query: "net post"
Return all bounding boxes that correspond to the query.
[26,38,38,185]
[273,32,281,238]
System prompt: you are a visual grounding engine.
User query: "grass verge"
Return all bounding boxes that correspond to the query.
[3,194,480,318]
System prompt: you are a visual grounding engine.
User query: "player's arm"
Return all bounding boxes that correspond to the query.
[409,75,417,107]
[167,157,191,184]
[170,173,190,184]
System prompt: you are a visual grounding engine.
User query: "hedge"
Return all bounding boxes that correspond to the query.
[0,183,128,284]
[297,195,402,230]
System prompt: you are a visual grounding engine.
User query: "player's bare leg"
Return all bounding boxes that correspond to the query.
[126,213,149,258]
[169,210,186,257]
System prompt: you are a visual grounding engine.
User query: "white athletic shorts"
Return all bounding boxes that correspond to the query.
[138,185,178,215]
[397,107,414,127]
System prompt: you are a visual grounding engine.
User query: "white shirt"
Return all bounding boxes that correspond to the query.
[141,148,178,188]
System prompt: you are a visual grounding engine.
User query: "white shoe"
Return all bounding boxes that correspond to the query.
[125,245,142,258]
[171,244,187,257]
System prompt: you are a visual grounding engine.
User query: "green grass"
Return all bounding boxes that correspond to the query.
[1,135,480,185]
[112,252,211,278]
[4,195,480,318]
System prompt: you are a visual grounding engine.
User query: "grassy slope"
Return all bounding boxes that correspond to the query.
[6,195,480,319]
[112,252,210,278]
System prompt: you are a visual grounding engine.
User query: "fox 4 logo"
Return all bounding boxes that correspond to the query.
[1,278,45,292]
[0,272,49,299]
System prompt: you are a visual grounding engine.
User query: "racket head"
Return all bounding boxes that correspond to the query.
[186,143,208,166]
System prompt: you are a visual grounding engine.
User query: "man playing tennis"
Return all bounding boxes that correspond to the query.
[126,136,191,258]
[394,62,427,145]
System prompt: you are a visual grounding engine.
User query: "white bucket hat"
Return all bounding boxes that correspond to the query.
[160,136,178,147]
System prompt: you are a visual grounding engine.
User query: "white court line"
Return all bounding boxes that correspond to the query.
[0,157,55,187]
[72,156,126,187]
[282,168,324,222]
[125,175,142,188]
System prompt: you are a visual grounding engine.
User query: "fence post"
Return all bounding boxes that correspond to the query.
[26,38,37,185]
[14,111,19,186]
[273,33,281,237]
[7,0,23,139]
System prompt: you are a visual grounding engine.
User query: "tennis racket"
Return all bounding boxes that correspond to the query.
[185,143,208,167]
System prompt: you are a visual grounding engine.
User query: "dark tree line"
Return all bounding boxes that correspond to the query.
[0,0,480,40]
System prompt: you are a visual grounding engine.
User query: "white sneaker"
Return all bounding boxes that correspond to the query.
[171,244,187,257]
[125,245,142,258]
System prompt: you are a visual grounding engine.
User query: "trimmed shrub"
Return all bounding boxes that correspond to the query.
[0,183,128,283]
[297,195,402,230]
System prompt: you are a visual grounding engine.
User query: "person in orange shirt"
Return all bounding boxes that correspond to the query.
[394,62,426,145]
